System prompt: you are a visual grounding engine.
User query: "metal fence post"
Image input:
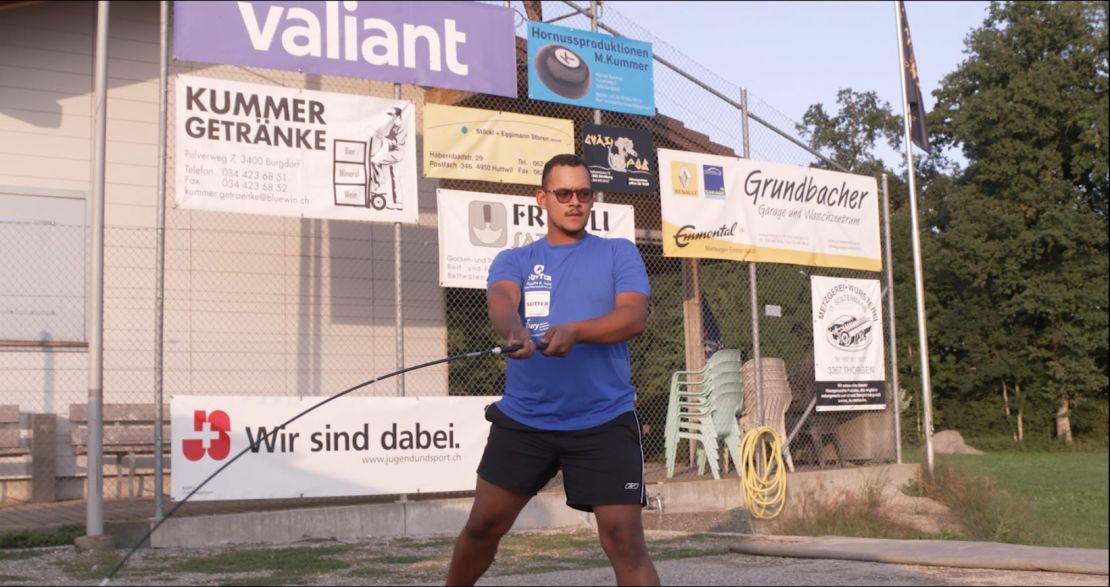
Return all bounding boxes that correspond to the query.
[590,0,604,203]
[739,88,764,428]
[882,174,903,464]
[394,82,405,397]
[85,0,110,541]
[153,0,169,519]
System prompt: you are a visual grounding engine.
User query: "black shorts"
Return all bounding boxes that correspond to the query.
[477,404,647,512]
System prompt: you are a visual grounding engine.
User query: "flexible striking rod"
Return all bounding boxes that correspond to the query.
[101,342,534,585]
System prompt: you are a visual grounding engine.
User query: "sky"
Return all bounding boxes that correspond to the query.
[594,1,992,166]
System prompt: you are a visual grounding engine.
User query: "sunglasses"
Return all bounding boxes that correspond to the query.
[542,188,594,203]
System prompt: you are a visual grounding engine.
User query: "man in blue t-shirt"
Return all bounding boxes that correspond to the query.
[447,154,659,586]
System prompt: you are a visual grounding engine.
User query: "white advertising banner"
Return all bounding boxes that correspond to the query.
[436,189,637,289]
[171,395,496,501]
[175,75,418,224]
[657,149,881,271]
[811,276,887,412]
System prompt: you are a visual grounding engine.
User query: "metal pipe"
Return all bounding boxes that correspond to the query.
[740,88,763,427]
[153,0,169,520]
[786,397,817,446]
[544,11,578,25]
[393,83,405,397]
[590,0,604,203]
[894,1,935,474]
[882,174,903,464]
[86,0,110,538]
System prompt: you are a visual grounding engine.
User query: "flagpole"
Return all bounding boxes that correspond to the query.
[895,0,936,475]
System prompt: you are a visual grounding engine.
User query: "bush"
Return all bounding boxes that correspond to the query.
[0,525,84,549]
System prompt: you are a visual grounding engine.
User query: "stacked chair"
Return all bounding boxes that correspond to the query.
[664,349,744,480]
[740,357,796,472]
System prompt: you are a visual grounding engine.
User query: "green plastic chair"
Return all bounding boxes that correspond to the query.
[693,381,745,478]
[665,350,744,479]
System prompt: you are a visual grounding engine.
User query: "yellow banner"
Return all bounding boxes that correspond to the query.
[657,148,883,272]
[661,220,882,272]
[423,104,575,185]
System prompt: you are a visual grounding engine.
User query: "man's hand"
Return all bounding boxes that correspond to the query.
[488,281,534,359]
[505,326,536,359]
[540,323,580,357]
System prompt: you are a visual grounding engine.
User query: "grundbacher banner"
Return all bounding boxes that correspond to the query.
[811,276,887,412]
[423,105,575,185]
[174,1,517,98]
[436,189,636,289]
[657,149,882,271]
[171,395,498,500]
[175,75,418,223]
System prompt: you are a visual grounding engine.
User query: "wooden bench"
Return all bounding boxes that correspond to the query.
[0,405,30,457]
[70,403,170,500]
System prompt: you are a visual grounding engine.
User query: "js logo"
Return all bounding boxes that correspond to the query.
[182,410,231,461]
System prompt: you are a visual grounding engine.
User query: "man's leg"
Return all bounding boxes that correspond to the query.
[446,477,532,586]
[593,504,660,586]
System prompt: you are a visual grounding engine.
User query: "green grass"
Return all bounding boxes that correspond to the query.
[32,530,742,584]
[771,452,1108,549]
[0,524,84,549]
[368,554,429,565]
[0,550,41,562]
[773,478,929,540]
[167,544,352,572]
[55,553,126,580]
[936,452,1108,549]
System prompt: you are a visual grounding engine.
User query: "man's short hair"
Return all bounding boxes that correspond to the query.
[541,154,589,188]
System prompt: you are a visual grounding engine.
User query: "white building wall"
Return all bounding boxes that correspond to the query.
[0,1,448,485]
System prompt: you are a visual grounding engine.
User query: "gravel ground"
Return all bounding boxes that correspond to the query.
[0,530,1105,587]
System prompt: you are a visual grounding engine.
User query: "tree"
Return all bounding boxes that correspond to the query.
[796,88,904,176]
[929,1,1109,442]
[796,86,925,445]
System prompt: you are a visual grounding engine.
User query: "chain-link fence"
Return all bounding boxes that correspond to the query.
[0,0,899,505]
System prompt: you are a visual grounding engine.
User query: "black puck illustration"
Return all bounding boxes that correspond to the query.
[534,44,591,99]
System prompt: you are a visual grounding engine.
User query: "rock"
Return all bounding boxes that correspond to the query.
[931,430,984,455]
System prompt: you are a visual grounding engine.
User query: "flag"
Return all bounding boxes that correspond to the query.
[898,0,930,153]
[701,292,724,359]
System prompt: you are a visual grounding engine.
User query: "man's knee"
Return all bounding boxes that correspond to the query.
[599,521,648,563]
[461,516,513,543]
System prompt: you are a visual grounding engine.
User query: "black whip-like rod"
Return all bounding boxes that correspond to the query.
[100,343,532,585]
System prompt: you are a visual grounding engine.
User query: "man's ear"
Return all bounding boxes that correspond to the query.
[535,189,547,210]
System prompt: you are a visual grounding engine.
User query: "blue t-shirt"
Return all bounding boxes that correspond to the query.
[486,233,650,430]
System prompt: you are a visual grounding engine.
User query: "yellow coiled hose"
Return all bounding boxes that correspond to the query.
[740,426,787,519]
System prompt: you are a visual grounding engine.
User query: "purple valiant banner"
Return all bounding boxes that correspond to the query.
[174,1,517,98]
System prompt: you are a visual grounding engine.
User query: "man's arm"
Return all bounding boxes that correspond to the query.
[488,280,535,359]
[540,291,648,357]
